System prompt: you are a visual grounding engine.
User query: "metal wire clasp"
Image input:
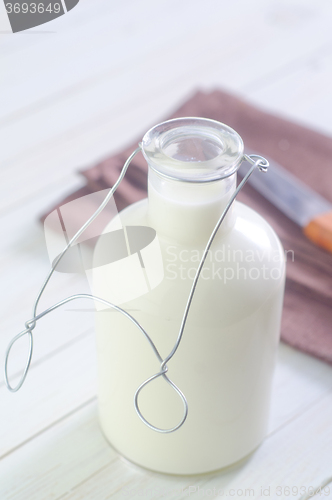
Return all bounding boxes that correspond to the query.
[4,148,268,433]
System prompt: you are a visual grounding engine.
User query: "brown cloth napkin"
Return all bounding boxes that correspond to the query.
[42,90,332,365]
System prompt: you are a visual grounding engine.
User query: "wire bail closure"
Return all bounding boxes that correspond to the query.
[4,146,268,433]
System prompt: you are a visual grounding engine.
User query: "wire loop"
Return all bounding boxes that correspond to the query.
[4,147,268,432]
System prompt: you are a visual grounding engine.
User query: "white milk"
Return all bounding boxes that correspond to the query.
[93,118,285,474]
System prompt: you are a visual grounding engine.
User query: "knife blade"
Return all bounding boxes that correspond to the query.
[238,154,332,253]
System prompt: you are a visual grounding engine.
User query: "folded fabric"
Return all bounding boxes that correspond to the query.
[41,90,332,365]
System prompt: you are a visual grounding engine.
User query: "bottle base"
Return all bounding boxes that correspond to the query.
[99,421,264,476]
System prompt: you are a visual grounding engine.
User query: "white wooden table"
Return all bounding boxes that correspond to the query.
[1,1,332,498]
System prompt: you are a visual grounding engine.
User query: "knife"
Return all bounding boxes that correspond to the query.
[238,154,332,253]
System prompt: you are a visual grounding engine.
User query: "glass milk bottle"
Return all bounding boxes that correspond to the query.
[92,118,285,475]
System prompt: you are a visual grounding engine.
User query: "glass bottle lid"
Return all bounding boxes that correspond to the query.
[141,117,244,183]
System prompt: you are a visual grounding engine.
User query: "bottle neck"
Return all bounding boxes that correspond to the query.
[147,168,237,245]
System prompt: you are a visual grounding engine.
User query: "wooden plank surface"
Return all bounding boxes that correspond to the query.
[1,346,332,500]
[1,0,332,498]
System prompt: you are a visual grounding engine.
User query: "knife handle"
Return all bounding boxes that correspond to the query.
[304,211,332,253]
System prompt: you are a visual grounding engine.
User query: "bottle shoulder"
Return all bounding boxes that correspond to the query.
[93,198,285,320]
[115,198,284,258]
[231,201,284,256]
